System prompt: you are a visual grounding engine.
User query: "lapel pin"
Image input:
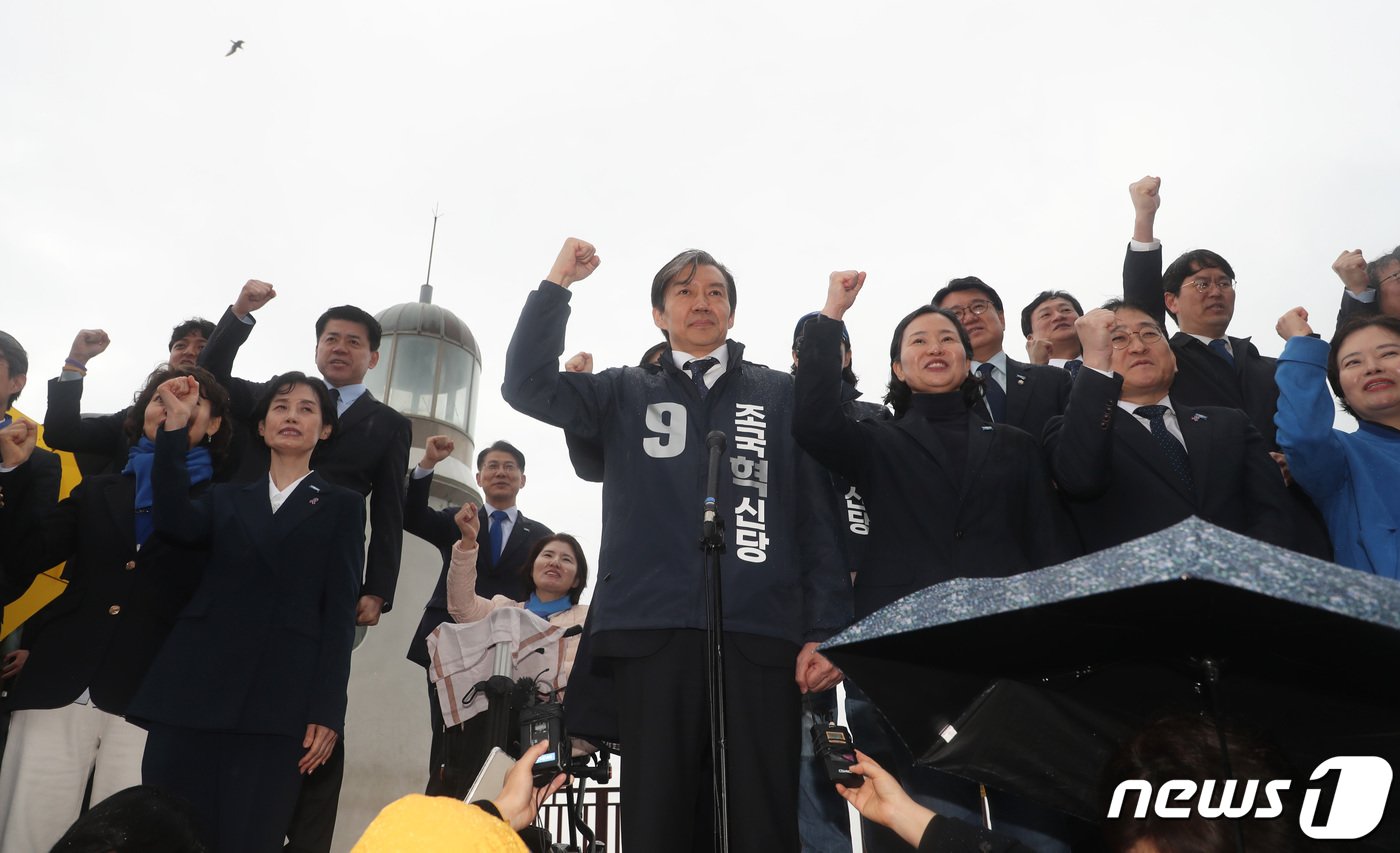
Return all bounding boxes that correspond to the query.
[981,425,994,431]
[309,497,319,505]
[1016,374,1026,385]
[1191,413,1208,422]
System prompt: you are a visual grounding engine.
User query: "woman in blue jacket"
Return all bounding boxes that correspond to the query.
[1275,309,1400,579]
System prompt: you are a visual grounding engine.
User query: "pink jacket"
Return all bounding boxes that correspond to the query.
[446,542,588,685]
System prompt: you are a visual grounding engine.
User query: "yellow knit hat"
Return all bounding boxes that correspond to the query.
[351,794,527,852]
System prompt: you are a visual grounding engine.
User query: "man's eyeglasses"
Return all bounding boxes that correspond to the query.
[947,300,994,320]
[1185,278,1235,294]
[1110,329,1165,350]
[1377,269,1400,286]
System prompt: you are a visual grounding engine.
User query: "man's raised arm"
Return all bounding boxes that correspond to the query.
[502,238,610,434]
[198,279,277,420]
[1123,175,1167,328]
[1332,249,1381,328]
[43,329,126,461]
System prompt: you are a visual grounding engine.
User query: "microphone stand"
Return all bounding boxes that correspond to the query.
[701,430,730,853]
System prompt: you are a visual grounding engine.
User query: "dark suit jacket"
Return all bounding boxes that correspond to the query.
[0,464,208,715]
[0,446,61,520]
[1337,288,1380,329]
[127,427,364,738]
[972,355,1072,442]
[402,469,553,667]
[198,307,411,608]
[919,817,1030,852]
[795,318,1076,618]
[0,447,62,604]
[42,377,131,476]
[1123,243,1282,448]
[1045,369,1292,554]
[1122,243,1333,559]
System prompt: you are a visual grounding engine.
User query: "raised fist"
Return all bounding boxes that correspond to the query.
[1129,175,1161,217]
[155,376,200,428]
[1276,307,1313,341]
[1076,308,1119,371]
[822,270,866,320]
[68,329,110,364]
[1332,250,1369,295]
[1025,337,1054,365]
[546,238,601,289]
[233,279,277,318]
[0,418,38,469]
[422,435,454,468]
[564,352,594,374]
[454,502,481,540]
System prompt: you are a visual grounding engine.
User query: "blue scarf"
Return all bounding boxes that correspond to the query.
[524,593,573,621]
[121,437,215,546]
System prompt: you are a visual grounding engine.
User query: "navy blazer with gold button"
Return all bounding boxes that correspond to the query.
[1,459,201,716]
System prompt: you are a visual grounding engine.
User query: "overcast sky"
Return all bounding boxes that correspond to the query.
[5,1,1396,579]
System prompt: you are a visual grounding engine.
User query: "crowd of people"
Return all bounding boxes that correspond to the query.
[0,172,1396,852]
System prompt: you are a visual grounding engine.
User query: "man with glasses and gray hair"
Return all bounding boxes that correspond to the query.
[930,277,1072,441]
[1123,174,1331,558]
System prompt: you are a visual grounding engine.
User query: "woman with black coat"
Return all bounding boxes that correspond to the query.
[793,271,1075,620]
[128,371,364,853]
[0,366,232,853]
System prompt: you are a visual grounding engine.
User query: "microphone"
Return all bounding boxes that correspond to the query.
[704,431,727,539]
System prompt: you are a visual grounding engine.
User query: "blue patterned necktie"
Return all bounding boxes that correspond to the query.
[977,363,1006,422]
[1064,359,1083,379]
[1133,405,1195,492]
[489,509,508,562]
[685,357,718,399]
[1207,338,1236,368]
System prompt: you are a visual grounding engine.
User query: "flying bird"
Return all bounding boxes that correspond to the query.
[226,40,244,57]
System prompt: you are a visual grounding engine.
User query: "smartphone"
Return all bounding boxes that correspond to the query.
[465,746,516,803]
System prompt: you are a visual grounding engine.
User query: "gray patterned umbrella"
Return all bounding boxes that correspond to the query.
[821,517,1400,829]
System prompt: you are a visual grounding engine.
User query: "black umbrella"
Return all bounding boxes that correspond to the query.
[822,517,1400,842]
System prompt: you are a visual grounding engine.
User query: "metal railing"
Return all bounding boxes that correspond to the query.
[534,783,622,851]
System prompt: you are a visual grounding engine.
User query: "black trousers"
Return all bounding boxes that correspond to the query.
[142,723,305,853]
[604,628,801,853]
[425,676,450,795]
[281,738,345,853]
